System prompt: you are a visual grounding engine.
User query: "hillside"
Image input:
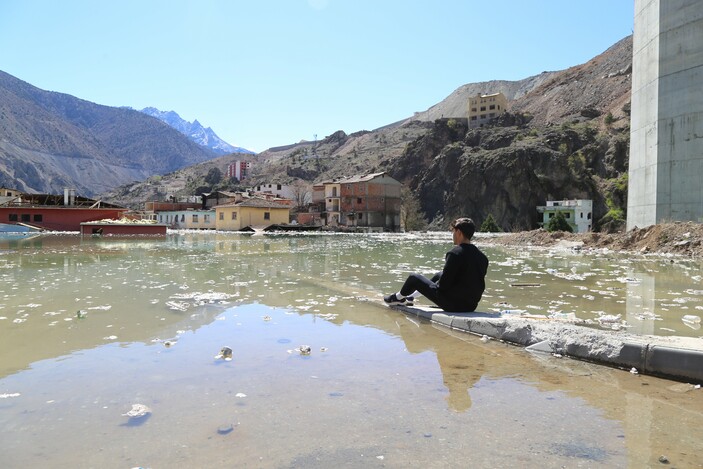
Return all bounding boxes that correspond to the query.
[114,36,634,232]
[0,70,218,197]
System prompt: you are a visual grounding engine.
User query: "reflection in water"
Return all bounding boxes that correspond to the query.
[0,233,702,468]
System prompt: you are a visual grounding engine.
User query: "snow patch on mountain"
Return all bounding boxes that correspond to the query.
[139,107,254,155]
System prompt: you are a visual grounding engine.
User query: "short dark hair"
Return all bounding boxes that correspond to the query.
[450,217,475,239]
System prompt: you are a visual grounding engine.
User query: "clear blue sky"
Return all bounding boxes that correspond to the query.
[1,0,634,153]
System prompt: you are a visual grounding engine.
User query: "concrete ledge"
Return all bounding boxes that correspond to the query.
[392,305,703,383]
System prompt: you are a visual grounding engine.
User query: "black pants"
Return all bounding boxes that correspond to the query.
[400,272,476,312]
[400,272,442,305]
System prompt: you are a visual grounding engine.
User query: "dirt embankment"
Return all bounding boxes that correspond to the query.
[482,222,703,258]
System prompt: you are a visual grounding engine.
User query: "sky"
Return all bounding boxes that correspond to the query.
[0,0,634,153]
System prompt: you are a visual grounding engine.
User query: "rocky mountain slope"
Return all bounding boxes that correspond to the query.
[138,107,253,155]
[0,70,218,196]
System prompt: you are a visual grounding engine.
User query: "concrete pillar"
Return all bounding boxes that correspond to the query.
[627,0,703,229]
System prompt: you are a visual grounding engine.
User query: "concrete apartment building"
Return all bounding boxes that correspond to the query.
[301,172,401,232]
[467,92,508,128]
[627,0,703,228]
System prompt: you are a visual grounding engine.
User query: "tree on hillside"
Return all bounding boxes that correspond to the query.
[204,167,223,186]
[401,187,428,231]
[479,214,501,232]
[288,180,312,211]
[546,211,573,233]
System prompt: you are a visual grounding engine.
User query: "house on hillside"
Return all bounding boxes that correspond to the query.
[215,198,291,231]
[537,199,593,233]
[468,92,507,128]
[300,172,401,232]
[202,190,244,209]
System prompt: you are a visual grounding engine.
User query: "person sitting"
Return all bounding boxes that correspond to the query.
[384,217,488,312]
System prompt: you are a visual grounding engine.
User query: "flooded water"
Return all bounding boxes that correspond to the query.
[1,232,702,468]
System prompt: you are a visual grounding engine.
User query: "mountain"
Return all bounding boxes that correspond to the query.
[0,70,218,197]
[138,107,254,155]
[112,36,633,232]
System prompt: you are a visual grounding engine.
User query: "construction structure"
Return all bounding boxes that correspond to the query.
[627,0,703,229]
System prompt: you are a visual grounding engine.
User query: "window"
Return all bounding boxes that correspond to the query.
[21,214,30,222]
[9,214,18,221]
[489,104,496,110]
[471,107,477,112]
[264,212,270,220]
[192,214,199,223]
[204,214,210,223]
[480,106,486,111]
[181,214,185,222]
[33,214,43,222]
[470,116,477,121]
[564,212,571,218]
[357,198,362,204]
[231,212,237,220]
[277,184,282,190]
[219,212,224,220]
[358,213,362,220]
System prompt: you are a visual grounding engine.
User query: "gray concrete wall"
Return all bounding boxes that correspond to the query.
[627,0,703,229]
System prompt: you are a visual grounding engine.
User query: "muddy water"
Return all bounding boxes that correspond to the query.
[0,233,701,468]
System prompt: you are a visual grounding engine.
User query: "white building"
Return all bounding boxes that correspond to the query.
[537,199,593,233]
[157,210,216,230]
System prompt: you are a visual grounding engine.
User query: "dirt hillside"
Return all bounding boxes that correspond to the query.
[482,222,703,258]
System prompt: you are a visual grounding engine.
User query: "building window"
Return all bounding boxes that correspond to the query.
[181,214,185,222]
[192,214,198,223]
[564,212,571,218]
[480,106,486,111]
[232,212,237,220]
[470,116,477,121]
[33,214,43,222]
[358,213,362,220]
[489,104,496,110]
[277,184,282,190]
[9,213,18,222]
[264,212,270,220]
[357,198,362,204]
[219,212,224,220]
[204,214,210,223]
[471,107,477,112]
[21,214,30,222]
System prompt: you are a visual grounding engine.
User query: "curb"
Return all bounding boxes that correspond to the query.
[393,305,703,383]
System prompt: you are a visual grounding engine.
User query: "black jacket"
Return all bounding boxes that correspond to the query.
[437,243,488,312]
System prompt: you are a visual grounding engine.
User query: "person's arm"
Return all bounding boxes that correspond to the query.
[437,250,461,292]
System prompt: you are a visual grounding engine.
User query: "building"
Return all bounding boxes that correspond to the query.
[468,92,508,128]
[0,188,128,231]
[157,210,216,230]
[227,160,252,181]
[537,199,593,233]
[308,172,401,232]
[215,198,291,231]
[627,0,703,228]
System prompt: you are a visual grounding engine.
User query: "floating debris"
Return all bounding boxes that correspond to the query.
[320,347,328,352]
[163,340,176,348]
[215,346,233,361]
[630,367,639,375]
[235,393,247,398]
[262,315,272,321]
[76,310,87,319]
[217,424,234,435]
[480,335,490,343]
[0,393,20,399]
[122,404,151,419]
[289,345,312,355]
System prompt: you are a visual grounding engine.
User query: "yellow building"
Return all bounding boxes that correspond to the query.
[468,92,507,128]
[215,198,290,231]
